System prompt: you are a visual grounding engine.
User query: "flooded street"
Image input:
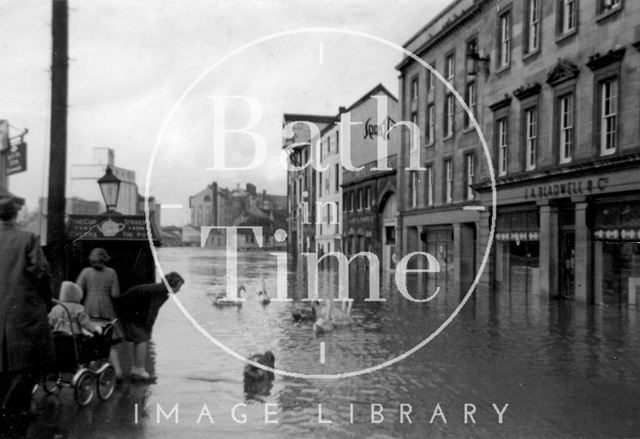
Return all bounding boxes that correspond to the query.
[24,247,640,438]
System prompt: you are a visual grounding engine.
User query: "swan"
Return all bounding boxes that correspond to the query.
[210,285,246,307]
[255,277,271,305]
[312,297,353,333]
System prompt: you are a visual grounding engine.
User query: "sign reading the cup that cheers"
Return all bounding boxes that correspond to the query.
[4,142,27,175]
[66,215,159,241]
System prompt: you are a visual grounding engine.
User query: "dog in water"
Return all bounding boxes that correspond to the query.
[243,351,275,400]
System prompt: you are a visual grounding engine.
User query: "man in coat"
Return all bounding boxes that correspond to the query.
[0,196,54,430]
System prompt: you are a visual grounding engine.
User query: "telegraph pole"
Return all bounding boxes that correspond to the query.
[47,0,69,292]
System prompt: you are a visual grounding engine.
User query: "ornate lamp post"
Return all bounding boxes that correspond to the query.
[97,166,121,213]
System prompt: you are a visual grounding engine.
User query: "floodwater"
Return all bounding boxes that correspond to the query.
[20,247,640,438]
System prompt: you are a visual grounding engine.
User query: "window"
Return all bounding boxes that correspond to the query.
[334,163,340,192]
[318,172,323,197]
[364,186,371,209]
[427,62,436,91]
[464,81,477,128]
[327,136,331,155]
[410,172,418,208]
[600,78,618,155]
[525,0,541,54]
[426,165,434,206]
[356,189,362,210]
[598,0,621,14]
[426,104,435,144]
[349,192,354,211]
[525,107,538,170]
[445,53,455,81]
[335,131,339,154]
[444,159,453,204]
[411,111,418,127]
[444,94,454,138]
[559,0,576,34]
[497,118,508,176]
[411,77,419,101]
[343,193,348,211]
[498,11,511,69]
[559,94,574,163]
[465,153,475,200]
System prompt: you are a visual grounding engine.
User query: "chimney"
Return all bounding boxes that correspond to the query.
[338,106,347,114]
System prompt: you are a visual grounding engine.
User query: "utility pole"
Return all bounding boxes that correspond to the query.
[46,0,69,293]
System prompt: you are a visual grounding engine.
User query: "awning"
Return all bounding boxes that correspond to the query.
[0,184,24,205]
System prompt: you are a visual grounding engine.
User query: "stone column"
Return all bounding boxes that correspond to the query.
[593,240,604,305]
[476,211,493,295]
[574,201,592,303]
[539,203,559,298]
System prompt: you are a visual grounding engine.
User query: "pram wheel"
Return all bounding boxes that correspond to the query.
[73,370,95,406]
[97,365,116,400]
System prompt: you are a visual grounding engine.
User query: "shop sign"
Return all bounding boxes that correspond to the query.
[67,215,158,241]
[524,177,609,200]
[4,142,27,175]
[363,116,396,140]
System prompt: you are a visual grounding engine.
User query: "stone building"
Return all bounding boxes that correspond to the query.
[189,182,286,249]
[397,0,640,304]
[282,113,334,259]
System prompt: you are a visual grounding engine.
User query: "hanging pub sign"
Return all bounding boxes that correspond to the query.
[4,142,27,175]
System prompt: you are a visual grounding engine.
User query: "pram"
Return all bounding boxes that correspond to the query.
[41,299,117,406]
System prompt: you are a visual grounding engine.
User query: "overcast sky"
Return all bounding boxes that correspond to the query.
[0,0,449,226]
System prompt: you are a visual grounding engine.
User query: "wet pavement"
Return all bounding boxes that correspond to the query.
[12,247,640,438]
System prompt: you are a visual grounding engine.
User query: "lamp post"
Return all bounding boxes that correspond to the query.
[98,166,121,213]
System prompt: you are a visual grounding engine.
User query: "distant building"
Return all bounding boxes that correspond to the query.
[188,182,286,250]
[282,114,334,259]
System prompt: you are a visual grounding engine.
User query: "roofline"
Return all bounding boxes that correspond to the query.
[282,113,334,124]
[396,0,490,72]
[401,0,465,49]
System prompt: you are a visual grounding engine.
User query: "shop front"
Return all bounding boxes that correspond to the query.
[592,197,640,305]
[476,154,640,305]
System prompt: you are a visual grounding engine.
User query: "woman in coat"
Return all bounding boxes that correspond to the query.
[116,272,184,380]
[76,247,124,378]
[0,196,54,428]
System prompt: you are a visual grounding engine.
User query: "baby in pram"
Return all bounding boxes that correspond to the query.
[49,281,102,336]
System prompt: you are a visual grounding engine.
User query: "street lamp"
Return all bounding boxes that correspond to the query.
[97,166,121,213]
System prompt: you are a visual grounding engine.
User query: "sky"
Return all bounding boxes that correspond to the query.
[0,0,449,226]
